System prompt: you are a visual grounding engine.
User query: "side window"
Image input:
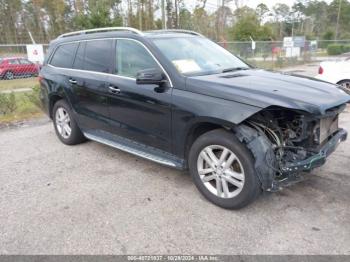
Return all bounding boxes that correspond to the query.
[19,59,32,64]
[8,59,19,65]
[84,40,113,73]
[73,42,85,70]
[116,39,160,78]
[50,43,78,68]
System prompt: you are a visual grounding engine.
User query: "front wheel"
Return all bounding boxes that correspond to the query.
[188,129,261,209]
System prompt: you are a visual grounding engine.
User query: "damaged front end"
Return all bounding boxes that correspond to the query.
[234,104,348,192]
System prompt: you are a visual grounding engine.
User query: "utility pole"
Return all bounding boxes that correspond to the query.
[161,0,166,29]
[221,0,225,40]
[127,0,131,27]
[174,0,178,28]
[335,0,342,41]
[138,1,142,30]
[215,0,220,40]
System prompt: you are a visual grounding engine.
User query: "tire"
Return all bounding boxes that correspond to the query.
[4,71,14,80]
[338,80,350,95]
[188,129,261,209]
[52,99,86,145]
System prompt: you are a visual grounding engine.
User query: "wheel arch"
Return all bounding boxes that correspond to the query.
[183,117,237,164]
[336,79,350,94]
[183,113,277,190]
[48,88,70,119]
[337,79,350,84]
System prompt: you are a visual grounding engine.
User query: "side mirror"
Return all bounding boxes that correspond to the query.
[136,68,166,85]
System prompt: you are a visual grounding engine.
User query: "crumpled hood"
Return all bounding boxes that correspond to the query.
[186,69,350,115]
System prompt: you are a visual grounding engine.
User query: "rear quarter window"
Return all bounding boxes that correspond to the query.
[50,43,78,68]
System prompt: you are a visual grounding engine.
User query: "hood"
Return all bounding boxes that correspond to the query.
[186,69,350,115]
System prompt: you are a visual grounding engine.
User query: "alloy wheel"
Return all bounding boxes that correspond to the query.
[197,145,245,199]
[55,107,72,139]
[340,81,350,91]
[5,71,14,80]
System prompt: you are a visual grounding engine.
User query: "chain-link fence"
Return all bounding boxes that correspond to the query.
[0,44,49,122]
[0,44,48,81]
[1,40,350,84]
[219,40,350,69]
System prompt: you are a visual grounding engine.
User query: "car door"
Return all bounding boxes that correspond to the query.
[68,39,113,132]
[18,58,37,76]
[106,38,172,152]
[7,59,20,77]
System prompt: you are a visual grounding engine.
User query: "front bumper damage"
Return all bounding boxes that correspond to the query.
[271,128,347,191]
[281,128,347,174]
[234,124,348,192]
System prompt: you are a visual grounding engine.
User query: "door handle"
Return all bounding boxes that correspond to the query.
[109,85,121,94]
[69,79,77,84]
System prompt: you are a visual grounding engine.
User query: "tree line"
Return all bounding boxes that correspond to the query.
[0,0,349,44]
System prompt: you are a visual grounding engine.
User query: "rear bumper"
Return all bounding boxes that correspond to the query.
[281,128,347,174]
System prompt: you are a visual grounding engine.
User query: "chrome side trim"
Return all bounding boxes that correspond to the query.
[47,38,173,87]
[84,132,178,168]
[58,27,143,38]
[47,64,135,81]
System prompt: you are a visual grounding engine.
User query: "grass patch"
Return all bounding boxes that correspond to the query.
[0,77,38,91]
[0,90,43,124]
[249,60,275,70]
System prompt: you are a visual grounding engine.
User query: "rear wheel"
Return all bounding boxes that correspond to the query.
[188,129,261,209]
[53,100,86,145]
[4,71,14,80]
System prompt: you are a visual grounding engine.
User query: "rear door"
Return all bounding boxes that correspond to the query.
[7,59,21,76]
[44,42,78,113]
[18,58,37,75]
[68,39,113,131]
[106,38,173,152]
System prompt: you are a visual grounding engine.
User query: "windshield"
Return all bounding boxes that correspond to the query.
[151,37,250,76]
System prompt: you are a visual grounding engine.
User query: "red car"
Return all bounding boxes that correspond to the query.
[0,57,39,80]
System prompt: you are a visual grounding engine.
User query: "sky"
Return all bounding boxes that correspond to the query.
[185,0,333,12]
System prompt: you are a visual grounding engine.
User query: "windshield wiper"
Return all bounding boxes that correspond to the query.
[222,67,249,73]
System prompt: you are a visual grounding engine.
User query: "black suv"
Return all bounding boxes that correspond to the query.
[40,27,350,209]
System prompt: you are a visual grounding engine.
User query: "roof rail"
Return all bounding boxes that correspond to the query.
[146,29,204,37]
[57,27,144,38]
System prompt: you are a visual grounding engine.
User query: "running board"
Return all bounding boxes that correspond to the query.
[83,130,185,169]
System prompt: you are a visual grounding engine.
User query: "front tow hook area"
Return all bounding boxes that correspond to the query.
[281,128,347,174]
[268,129,347,192]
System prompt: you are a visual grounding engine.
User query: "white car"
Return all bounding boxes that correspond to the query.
[315,57,350,94]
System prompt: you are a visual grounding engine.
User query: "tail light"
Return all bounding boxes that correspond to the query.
[318,66,324,75]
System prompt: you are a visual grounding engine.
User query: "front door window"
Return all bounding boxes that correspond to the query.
[116,39,160,78]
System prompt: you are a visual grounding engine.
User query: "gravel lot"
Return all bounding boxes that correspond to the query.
[0,107,350,255]
[0,109,350,254]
